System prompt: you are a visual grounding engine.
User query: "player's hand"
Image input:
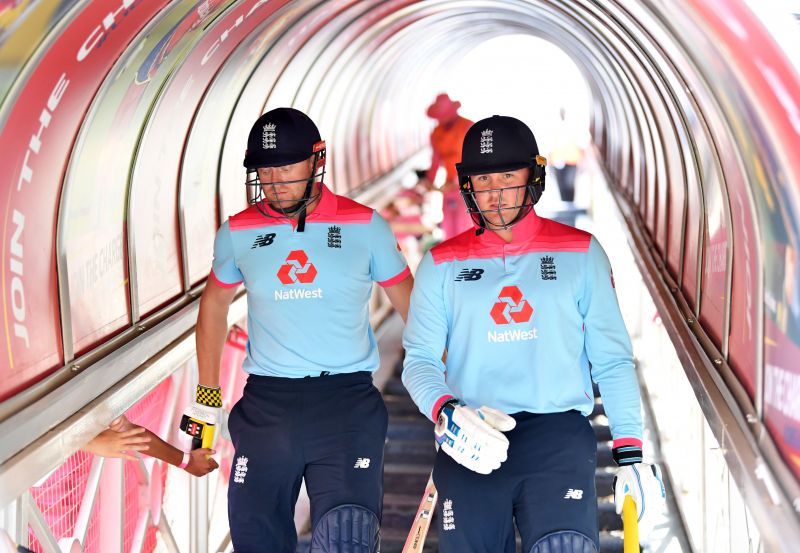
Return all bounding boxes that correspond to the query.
[613,463,666,537]
[84,426,150,461]
[435,401,516,474]
[184,448,219,477]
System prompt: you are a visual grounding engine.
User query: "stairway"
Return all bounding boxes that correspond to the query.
[298,371,625,552]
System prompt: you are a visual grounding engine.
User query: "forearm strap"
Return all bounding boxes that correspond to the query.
[196,384,222,407]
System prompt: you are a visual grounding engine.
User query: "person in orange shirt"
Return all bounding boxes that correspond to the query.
[425,94,474,239]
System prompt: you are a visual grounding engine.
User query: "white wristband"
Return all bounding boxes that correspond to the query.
[178,451,190,470]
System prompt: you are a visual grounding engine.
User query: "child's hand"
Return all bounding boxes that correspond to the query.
[84,427,150,461]
[184,449,219,477]
[108,415,136,433]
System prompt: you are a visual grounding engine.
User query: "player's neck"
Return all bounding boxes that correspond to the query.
[284,183,323,220]
[491,228,514,243]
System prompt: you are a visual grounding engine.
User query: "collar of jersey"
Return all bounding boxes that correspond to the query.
[258,184,338,225]
[477,208,545,245]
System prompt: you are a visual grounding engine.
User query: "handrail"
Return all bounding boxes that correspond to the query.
[601,158,800,553]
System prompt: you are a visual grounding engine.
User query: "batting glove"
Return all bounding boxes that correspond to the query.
[435,400,516,475]
[614,463,667,539]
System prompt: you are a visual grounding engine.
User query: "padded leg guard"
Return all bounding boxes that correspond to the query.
[310,504,380,553]
[529,530,598,553]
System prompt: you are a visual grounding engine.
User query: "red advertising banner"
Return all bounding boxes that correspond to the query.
[0,0,171,400]
[763,317,800,480]
[60,0,235,353]
[132,0,290,307]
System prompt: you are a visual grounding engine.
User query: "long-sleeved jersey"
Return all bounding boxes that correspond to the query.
[401,210,642,445]
[211,185,409,378]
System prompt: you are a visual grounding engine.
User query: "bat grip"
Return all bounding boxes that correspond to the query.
[622,495,639,553]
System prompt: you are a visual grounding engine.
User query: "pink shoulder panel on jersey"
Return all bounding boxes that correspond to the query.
[309,195,373,224]
[229,197,373,229]
[229,205,286,230]
[431,219,592,264]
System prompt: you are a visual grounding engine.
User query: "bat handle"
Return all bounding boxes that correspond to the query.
[622,495,639,553]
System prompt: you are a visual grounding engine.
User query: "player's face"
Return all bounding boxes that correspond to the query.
[257,157,315,209]
[469,167,529,227]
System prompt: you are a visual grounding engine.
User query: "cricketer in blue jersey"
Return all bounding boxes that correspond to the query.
[402,115,665,553]
[181,108,413,553]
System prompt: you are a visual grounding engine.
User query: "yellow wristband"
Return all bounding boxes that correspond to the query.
[196,385,222,407]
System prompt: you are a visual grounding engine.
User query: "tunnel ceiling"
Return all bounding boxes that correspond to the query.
[1,0,799,547]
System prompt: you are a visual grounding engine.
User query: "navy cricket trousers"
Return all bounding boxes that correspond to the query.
[433,410,599,553]
[226,371,388,553]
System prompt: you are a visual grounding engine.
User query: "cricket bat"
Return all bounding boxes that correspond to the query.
[402,472,438,553]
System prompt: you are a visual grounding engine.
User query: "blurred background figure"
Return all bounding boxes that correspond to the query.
[547,108,588,226]
[382,187,431,271]
[549,108,585,202]
[423,93,473,239]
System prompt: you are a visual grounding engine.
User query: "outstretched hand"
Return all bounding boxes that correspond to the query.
[84,426,150,461]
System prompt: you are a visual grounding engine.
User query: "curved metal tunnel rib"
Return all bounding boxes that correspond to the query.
[1,0,799,551]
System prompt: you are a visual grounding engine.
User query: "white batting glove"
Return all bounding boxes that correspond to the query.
[435,400,516,474]
[614,463,667,538]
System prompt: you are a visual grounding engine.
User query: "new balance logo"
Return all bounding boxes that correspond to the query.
[563,488,583,500]
[251,233,276,248]
[354,458,371,469]
[455,268,484,281]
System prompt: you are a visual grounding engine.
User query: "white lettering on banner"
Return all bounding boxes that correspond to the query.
[201,0,270,66]
[9,210,29,348]
[765,364,800,422]
[706,241,726,274]
[274,288,323,301]
[77,0,137,61]
[17,74,69,192]
[736,196,753,340]
[487,328,538,343]
[11,73,69,352]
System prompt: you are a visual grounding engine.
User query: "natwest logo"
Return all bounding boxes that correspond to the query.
[490,286,533,325]
[277,250,317,284]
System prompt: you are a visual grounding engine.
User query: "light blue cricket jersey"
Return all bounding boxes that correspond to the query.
[211,185,409,377]
[401,211,642,444]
